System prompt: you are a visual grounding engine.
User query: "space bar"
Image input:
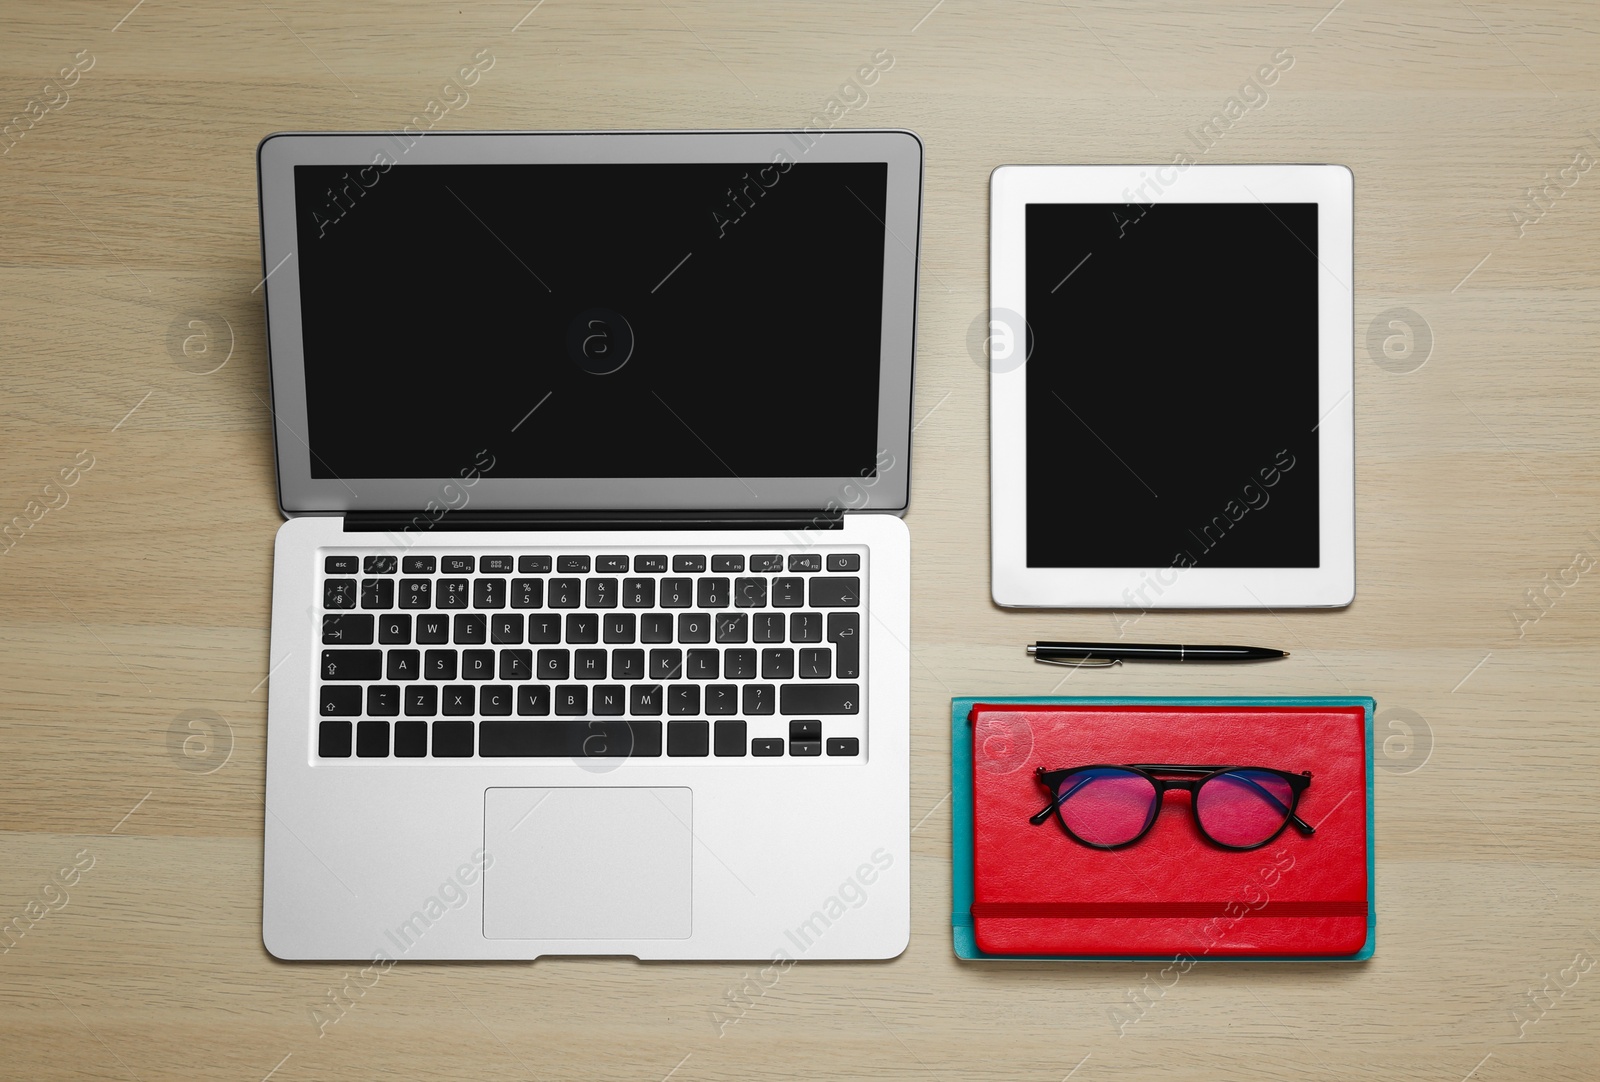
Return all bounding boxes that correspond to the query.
[479,721,663,758]
[779,684,860,714]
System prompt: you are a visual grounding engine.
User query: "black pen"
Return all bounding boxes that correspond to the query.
[1027,642,1289,667]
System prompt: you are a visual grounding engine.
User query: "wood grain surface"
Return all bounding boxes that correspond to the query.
[2,2,1597,1079]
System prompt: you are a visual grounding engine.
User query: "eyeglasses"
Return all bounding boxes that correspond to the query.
[1029,764,1316,851]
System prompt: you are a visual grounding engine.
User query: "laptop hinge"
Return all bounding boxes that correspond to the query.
[342,510,845,534]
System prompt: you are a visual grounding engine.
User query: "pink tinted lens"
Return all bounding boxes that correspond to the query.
[1196,770,1296,847]
[1056,768,1158,846]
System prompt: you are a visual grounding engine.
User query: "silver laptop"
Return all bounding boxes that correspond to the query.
[257,130,921,961]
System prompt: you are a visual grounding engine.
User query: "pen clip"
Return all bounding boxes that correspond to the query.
[1033,656,1121,669]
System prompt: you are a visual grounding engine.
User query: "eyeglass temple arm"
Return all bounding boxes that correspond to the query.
[1028,773,1097,826]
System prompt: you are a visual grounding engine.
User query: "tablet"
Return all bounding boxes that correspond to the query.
[989,165,1353,609]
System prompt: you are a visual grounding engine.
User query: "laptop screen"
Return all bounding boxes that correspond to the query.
[291,162,888,482]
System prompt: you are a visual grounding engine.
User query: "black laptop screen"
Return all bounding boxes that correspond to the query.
[292,162,888,480]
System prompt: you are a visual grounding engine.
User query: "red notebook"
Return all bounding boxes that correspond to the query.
[969,702,1369,958]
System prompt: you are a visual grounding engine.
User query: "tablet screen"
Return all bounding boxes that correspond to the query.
[1024,202,1320,569]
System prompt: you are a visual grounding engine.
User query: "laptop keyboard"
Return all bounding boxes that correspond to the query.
[314,549,865,761]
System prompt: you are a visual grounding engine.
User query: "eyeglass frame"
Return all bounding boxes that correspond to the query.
[1028,764,1316,851]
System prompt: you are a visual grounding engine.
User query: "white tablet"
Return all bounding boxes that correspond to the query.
[989,164,1353,609]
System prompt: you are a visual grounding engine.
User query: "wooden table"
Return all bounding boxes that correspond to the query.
[3,2,1597,1078]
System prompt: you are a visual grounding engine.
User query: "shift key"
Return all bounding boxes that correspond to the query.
[321,649,382,681]
[780,683,859,715]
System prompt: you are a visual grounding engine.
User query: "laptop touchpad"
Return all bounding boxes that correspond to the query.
[483,787,692,941]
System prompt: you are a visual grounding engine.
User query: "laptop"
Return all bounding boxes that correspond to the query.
[257,130,921,961]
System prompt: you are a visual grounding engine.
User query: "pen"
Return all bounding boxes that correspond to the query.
[1027,642,1289,667]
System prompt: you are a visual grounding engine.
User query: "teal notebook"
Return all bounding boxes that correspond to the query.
[951,695,1376,962]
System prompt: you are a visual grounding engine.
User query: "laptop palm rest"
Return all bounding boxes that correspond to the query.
[483,787,692,941]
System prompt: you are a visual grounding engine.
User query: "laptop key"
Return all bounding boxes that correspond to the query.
[711,555,744,573]
[566,613,599,643]
[779,683,859,715]
[734,577,767,608]
[480,686,513,716]
[714,719,747,756]
[575,649,607,679]
[437,579,470,609]
[479,720,662,758]
[399,578,432,609]
[635,555,668,573]
[810,576,861,608]
[827,613,859,678]
[324,579,356,609]
[462,650,494,680]
[753,613,785,643]
[527,615,561,644]
[686,649,719,680]
[743,684,774,715]
[325,555,359,574]
[761,648,795,680]
[697,577,729,608]
[442,556,475,574]
[788,553,822,572]
[405,686,437,716]
[557,555,590,574]
[364,555,398,575]
[597,555,630,573]
[673,555,706,573]
[630,684,663,715]
[790,612,823,642]
[649,649,683,680]
[724,648,756,679]
[826,553,861,572]
[318,720,352,757]
[612,649,645,680]
[623,578,656,608]
[387,650,420,681]
[367,685,400,716]
[361,578,395,609]
[473,578,506,609]
[751,554,783,572]
[538,649,570,680]
[416,615,449,644]
[715,613,748,643]
[322,649,381,680]
[499,649,532,680]
[669,685,700,715]
[554,685,587,715]
[454,614,487,644]
[322,613,373,644]
[511,578,544,608]
[641,613,673,643]
[790,740,822,757]
[668,720,709,756]
[549,578,581,608]
[394,720,428,757]
[678,613,710,643]
[789,720,821,741]
[441,686,474,715]
[518,685,550,715]
[491,614,523,644]
[430,720,474,757]
[799,649,831,679]
[519,555,552,574]
[604,613,636,643]
[357,721,390,757]
[752,737,784,756]
[593,685,626,715]
[424,649,457,680]
[772,577,804,606]
[482,556,514,574]
[319,685,361,716]
[379,613,411,644]
[661,577,693,607]
[705,684,738,714]
[586,577,618,608]
[402,555,436,574]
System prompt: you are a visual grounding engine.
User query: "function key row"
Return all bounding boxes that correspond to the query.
[328,553,861,576]
[324,575,861,612]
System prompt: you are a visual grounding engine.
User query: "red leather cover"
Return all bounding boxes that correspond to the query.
[969,703,1368,957]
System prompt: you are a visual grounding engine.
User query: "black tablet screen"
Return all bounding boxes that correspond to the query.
[1024,202,1320,569]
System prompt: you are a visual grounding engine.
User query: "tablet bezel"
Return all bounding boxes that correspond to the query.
[258,129,922,515]
[989,164,1354,609]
